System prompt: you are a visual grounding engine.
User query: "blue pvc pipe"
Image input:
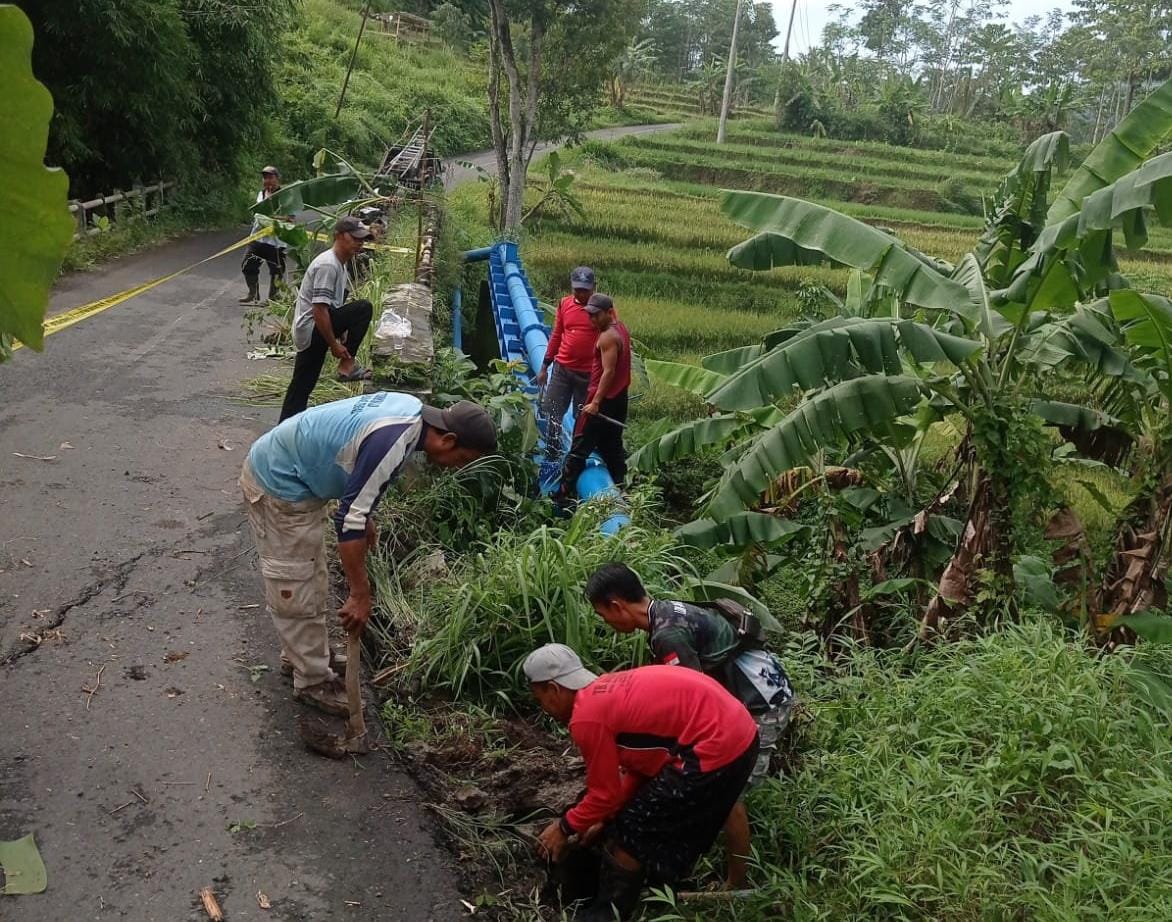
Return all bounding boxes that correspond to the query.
[451,286,463,351]
[461,241,629,532]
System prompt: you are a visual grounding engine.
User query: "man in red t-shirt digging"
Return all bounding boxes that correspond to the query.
[536,266,598,457]
[555,293,631,508]
[525,643,759,921]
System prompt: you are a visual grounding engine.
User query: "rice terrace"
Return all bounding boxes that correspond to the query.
[6,0,1172,919]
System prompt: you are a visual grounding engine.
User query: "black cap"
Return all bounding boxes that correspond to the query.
[570,266,596,289]
[334,215,371,239]
[261,165,280,177]
[584,293,614,315]
[421,400,498,453]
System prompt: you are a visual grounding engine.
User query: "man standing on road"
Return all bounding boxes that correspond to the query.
[584,562,796,888]
[279,215,375,422]
[240,166,290,305]
[555,294,630,506]
[536,266,598,457]
[526,645,759,921]
[241,393,497,715]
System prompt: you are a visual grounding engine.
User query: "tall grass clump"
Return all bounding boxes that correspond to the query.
[396,500,693,703]
[738,618,1172,920]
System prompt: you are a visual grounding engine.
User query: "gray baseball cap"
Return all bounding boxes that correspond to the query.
[334,215,371,239]
[584,293,615,315]
[570,266,596,289]
[421,400,498,453]
[261,165,281,177]
[523,643,598,690]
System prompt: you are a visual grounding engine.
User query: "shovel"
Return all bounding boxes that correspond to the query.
[300,626,369,759]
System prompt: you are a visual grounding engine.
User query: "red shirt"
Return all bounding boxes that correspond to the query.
[586,319,631,402]
[564,666,758,833]
[545,295,598,374]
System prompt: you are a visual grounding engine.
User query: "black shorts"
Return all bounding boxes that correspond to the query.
[612,733,759,884]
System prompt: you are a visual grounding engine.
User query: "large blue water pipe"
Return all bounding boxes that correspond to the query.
[460,242,629,534]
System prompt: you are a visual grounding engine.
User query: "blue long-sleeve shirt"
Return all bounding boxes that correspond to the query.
[246,392,424,541]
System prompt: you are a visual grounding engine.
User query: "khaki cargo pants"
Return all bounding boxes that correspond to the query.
[240,459,333,689]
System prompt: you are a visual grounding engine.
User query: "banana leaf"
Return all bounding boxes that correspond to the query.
[1047,76,1172,226]
[645,359,727,397]
[675,512,809,550]
[1028,399,1123,432]
[1021,303,1143,381]
[706,318,980,412]
[252,172,366,216]
[1108,290,1172,401]
[706,375,928,519]
[1,6,73,354]
[722,191,975,322]
[629,407,781,472]
[702,343,765,374]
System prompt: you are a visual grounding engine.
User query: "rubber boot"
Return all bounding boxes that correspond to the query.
[267,277,281,303]
[239,278,260,304]
[576,858,644,922]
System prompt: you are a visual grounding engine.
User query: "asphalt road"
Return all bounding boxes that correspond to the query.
[0,122,676,919]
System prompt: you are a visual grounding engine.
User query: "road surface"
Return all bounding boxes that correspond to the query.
[0,122,676,920]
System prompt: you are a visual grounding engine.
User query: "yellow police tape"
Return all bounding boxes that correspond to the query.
[14,231,267,352]
[309,229,413,254]
[17,228,414,352]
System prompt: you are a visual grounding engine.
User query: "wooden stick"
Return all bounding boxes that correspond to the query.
[109,800,135,815]
[199,887,224,921]
[83,664,106,710]
[130,788,149,804]
[677,888,758,902]
[205,771,212,793]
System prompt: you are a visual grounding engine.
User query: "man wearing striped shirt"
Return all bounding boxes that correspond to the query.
[241,392,496,715]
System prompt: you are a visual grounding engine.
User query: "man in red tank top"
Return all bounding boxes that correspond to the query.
[556,293,631,504]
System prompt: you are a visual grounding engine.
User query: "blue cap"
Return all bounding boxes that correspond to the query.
[570,266,596,289]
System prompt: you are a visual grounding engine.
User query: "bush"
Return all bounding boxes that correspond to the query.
[741,618,1172,919]
[385,500,694,701]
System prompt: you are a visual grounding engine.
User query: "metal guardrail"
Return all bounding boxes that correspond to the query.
[68,180,176,240]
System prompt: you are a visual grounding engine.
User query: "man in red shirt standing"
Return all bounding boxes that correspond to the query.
[555,293,631,507]
[525,644,759,921]
[536,266,597,458]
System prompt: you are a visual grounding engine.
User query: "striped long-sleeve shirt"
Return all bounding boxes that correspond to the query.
[246,392,423,541]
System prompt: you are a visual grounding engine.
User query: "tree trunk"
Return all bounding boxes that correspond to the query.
[486,2,507,232]
[487,0,540,233]
[1098,469,1172,642]
[919,473,1010,639]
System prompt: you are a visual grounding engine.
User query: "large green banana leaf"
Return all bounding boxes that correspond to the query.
[1028,399,1123,433]
[252,172,367,216]
[1047,76,1172,226]
[675,512,809,550]
[645,359,727,397]
[976,131,1069,288]
[1020,303,1143,381]
[722,191,974,321]
[629,407,782,472]
[2,5,73,355]
[706,317,980,412]
[706,375,928,519]
[1000,151,1172,311]
[1108,290,1172,401]
[952,252,1013,341]
[702,343,765,374]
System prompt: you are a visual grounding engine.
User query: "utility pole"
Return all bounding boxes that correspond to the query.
[716,0,744,144]
[775,0,798,115]
[782,0,798,62]
[335,0,373,119]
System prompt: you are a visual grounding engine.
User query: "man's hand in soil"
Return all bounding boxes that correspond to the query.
[338,592,372,632]
[366,519,378,551]
[580,822,605,846]
[537,820,569,863]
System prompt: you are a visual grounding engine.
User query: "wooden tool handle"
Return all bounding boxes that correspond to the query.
[345,626,365,739]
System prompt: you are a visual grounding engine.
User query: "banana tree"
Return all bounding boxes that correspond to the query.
[634,76,1172,640]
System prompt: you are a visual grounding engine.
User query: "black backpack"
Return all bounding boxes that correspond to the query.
[697,597,766,651]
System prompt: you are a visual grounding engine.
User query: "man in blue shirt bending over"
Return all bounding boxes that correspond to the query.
[240,392,497,715]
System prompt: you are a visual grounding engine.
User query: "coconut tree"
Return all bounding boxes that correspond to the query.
[633,76,1172,639]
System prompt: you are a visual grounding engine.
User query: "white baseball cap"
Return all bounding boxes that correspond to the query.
[523,643,598,690]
